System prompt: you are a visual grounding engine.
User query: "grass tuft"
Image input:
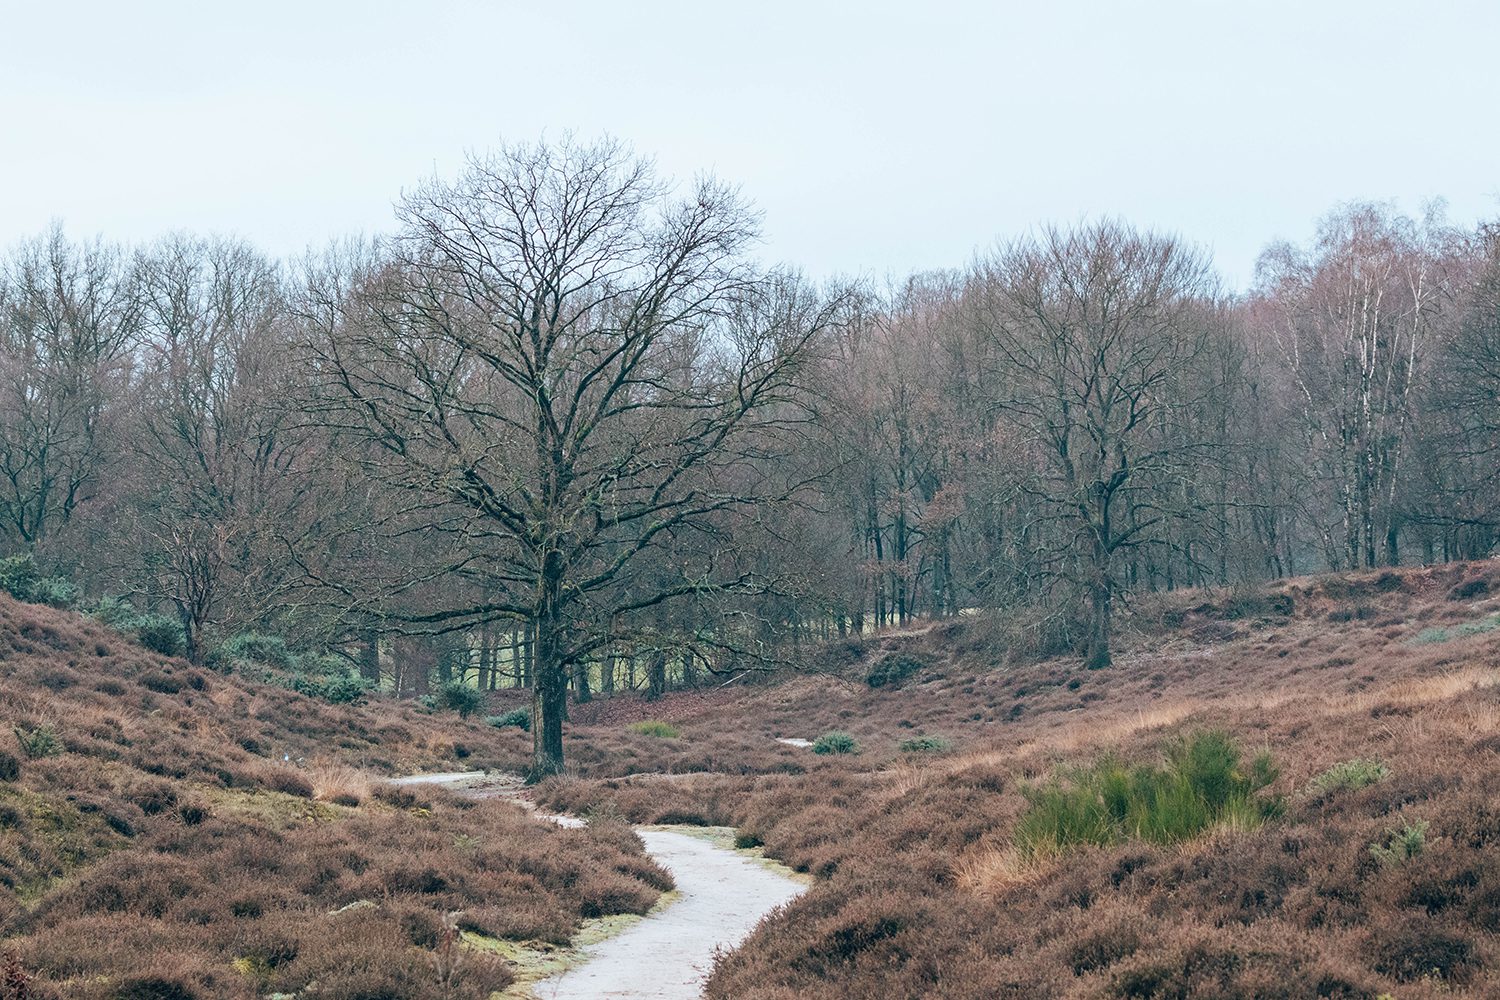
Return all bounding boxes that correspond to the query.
[1305,758,1389,796]
[1014,730,1281,859]
[628,720,680,738]
[813,731,859,755]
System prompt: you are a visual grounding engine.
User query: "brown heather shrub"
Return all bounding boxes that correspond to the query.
[530,565,1500,998]
[0,594,670,996]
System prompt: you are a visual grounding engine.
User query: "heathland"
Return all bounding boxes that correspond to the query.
[4,559,1500,997]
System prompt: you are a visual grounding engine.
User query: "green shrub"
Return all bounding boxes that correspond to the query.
[1410,613,1500,645]
[486,708,531,731]
[209,632,295,673]
[284,658,371,704]
[898,735,951,753]
[438,681,485,719]
[628,720,680,738]
[1306,758,1389,796]
[813,730,859,755]
[1014,730,1281,858]
[866,653,925,688]
[88,596,137,628]
[0,554,76,607]
[14,724,62,759]
[0,749,18,781]
[130,614,187,657]
[1371,820,1428,868]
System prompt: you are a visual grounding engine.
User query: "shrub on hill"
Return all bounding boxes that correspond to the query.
[1014,730,1281,858]
[866,653,925,688]
[486,708,531,731]
[0,554,77,609]
[813,731,858,755]
[1306,758,1389,797]
[628,720,680,738]
[208,632,296,673]
[897,735,950,753]
[438,681,485,718]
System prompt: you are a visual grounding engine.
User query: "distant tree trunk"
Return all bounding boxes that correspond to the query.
[646,650,668,700]
[359,630,381,684]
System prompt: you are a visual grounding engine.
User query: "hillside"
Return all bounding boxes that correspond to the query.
[534,560,1500,999]
[0,598,671,999]
[6,561,1500,998]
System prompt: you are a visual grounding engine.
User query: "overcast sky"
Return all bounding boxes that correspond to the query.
[3,0,1497,290]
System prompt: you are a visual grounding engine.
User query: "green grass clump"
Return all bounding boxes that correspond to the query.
[813,731,859,755]
[628,720,680,738]
[486,708,531,731]
[1014,730,1281,859]
[1306,758,1389,796]
[1410,613,1500,645]
[898,735,951,753]
[1370,820,1428,868]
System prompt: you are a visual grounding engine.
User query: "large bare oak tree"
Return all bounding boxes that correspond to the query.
[300,137,835,777]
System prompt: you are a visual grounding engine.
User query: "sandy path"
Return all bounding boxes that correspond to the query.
[530,828,805,1000]
[392,771,806,998]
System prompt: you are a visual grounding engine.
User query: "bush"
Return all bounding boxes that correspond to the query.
[866,653,925,688]
[0,553,76,607]
[628,720,680,738]
[130,614,187,657]
[286,669,370,705]
[1410,612,1500,645]
[208,632,295,673]
[0,749,18,781]
[813,731,859,755]
[898,735,951,753]
[1014,730,1281,858]
[87,595,137,627]
[13,724,62,759]
[486,708,531,731]
[438,681,485,719]
[1306,758,1389,797]
[1370,820,1428,868]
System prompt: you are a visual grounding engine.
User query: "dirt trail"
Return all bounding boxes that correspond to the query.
[393,771,806,999]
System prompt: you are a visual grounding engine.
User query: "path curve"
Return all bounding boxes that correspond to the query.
[531,827,804,1000]
[392,771,805,999]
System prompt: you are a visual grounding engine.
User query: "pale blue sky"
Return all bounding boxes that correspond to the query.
[2,0,1497,289]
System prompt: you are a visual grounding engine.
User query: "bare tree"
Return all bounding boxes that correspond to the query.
[973,220,1219,668]
[300,137,837,777]
[0,227,134,556]
[126,236,314,662]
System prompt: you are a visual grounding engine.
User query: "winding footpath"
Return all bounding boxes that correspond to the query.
[392,771,806,999]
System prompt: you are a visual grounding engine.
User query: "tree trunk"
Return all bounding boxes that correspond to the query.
[646,650,667,700]
[1084,578,1112,670]
[528,553,568,781]
[359,629,381,683]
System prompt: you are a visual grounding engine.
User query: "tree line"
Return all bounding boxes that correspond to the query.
[3,137,1498,774]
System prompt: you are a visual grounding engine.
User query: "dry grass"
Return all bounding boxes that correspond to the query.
[0,594,668,999]
[534,559,1500,999]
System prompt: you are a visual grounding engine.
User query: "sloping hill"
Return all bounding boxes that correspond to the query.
[538,561,1500,999]
[0,596,670,1000]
